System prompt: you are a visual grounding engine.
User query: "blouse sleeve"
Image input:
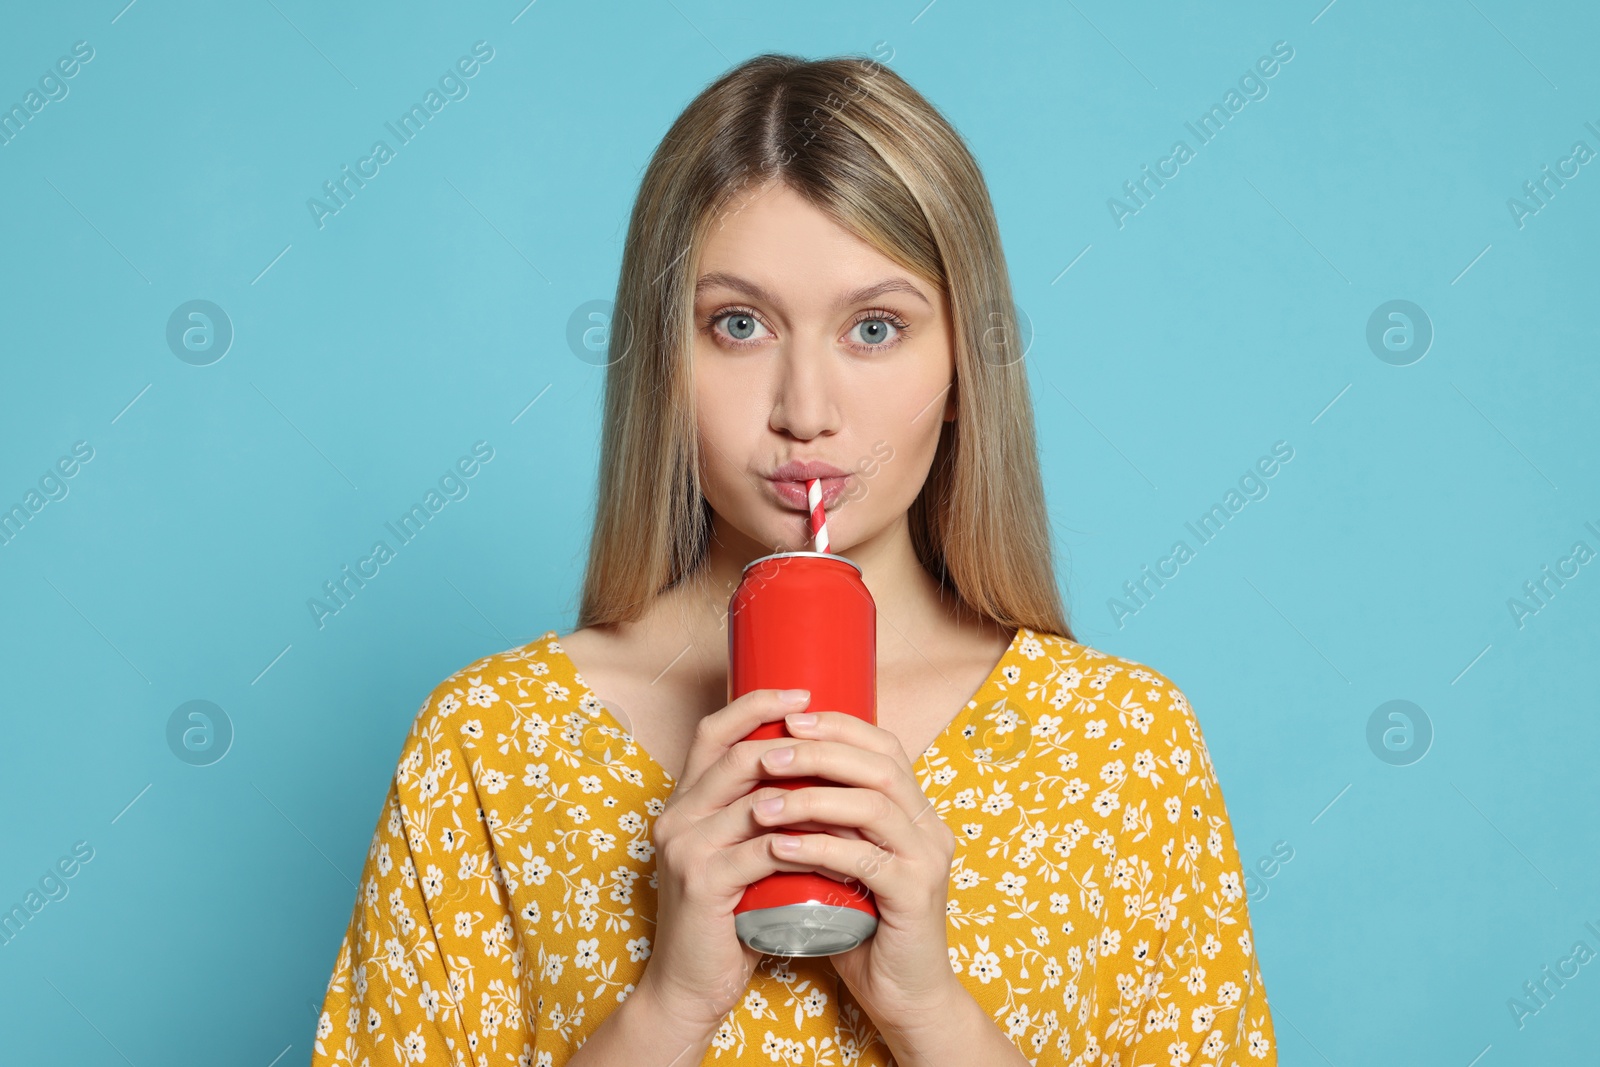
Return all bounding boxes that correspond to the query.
[1114,681,1277,1066]
[312,687,538,1067]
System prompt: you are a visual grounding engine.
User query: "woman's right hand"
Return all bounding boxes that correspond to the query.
[637,686,857,1036]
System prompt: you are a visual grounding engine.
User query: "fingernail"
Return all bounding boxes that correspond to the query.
[754,796,785,815]
[765,746,795,767]
[779,689,810,706]
[785,713,817,729]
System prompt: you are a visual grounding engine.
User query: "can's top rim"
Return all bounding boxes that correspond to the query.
[742,550,862,576]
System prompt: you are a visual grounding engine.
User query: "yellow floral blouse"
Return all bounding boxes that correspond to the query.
[312,627,1276,1066]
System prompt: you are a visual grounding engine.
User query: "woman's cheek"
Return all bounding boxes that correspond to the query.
[694,381,740,452]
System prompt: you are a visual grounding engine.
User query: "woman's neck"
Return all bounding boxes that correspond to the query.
[629,509,987,682]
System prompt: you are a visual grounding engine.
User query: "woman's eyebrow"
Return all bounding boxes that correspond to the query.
[694,271,932,311]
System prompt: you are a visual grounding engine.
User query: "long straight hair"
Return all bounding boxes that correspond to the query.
[576,52,1073,641]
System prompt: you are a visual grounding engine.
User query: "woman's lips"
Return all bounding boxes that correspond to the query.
[765,475,849,510]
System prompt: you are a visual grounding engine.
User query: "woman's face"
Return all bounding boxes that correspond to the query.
[691,180,956,558]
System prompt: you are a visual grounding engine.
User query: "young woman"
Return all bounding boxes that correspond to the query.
[313,54,1275,1067]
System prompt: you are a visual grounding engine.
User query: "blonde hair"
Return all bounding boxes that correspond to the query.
[576,52,1073,641]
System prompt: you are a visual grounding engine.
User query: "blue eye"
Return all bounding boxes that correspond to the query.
[711,309,771,345]
[848,312,910,349]
[853,318,896,345]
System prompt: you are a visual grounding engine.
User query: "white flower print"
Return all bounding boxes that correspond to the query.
[520,853,550,885]
[586,828,616,857]
[419,982,442,1021]
[969,949,1003,983]
[981,786,1014,816]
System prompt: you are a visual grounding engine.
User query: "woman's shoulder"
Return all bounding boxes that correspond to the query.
[1011,627,1193,704]
[430,628,580,685]
[402,630,595,747]
[1003,626,1213,762]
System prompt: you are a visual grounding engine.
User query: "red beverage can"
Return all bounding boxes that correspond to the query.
[729,550,879,956]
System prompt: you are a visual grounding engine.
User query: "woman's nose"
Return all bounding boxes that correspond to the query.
[767,339,840,440]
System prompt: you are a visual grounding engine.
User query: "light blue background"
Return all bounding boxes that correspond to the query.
[2,1,1596,1063]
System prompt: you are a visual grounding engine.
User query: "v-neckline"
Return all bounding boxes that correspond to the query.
[539,626,1026,786]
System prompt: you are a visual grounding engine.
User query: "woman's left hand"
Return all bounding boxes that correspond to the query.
[751,709,963,1036]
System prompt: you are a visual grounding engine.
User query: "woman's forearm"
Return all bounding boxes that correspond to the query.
[878,982,1031,1067]
[566,983,722,1067]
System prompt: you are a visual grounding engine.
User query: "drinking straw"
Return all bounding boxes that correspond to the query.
[806,478,830,554]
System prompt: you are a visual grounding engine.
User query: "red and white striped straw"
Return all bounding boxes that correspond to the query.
[806,477,830,553]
